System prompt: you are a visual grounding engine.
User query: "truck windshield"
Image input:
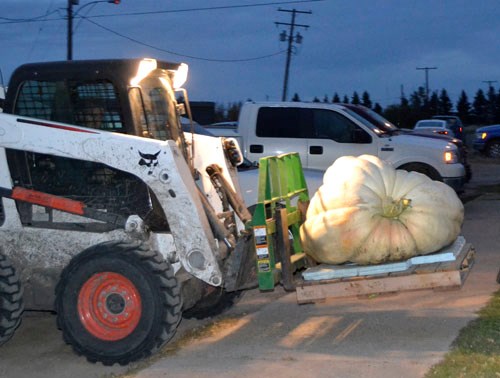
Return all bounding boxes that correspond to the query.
[342,104,399,135]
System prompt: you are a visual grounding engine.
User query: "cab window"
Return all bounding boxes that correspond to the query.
[256,107,311,138]
[313,109,357,143]
[14,79,124,131]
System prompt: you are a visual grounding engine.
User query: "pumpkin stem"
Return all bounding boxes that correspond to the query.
[381,197,412,218]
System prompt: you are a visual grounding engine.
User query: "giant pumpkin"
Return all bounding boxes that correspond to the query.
[299,155,464,265]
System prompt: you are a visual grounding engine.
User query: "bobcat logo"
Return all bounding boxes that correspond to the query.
[138,150,160,175]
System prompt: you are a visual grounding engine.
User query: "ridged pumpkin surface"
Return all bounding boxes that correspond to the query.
[299,155,464,265]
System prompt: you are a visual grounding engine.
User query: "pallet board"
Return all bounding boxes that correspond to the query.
[296,241,475,304]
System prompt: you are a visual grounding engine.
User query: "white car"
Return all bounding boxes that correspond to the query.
[414,119,452,136]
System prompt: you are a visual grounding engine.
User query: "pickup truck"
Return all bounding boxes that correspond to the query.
[208,102,466,201]
[473,124,500,158]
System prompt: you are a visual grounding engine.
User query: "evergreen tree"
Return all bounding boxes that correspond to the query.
[361,91,372,109]
[383,104,404,128]
[409,87,425,111]
[390,92,419,128]
[438,89,453,114]
[291,93,301,102]
[227,102,242,121]
[456,90,471,124]
[409,86,429,119]
[332,93,341,103]
[495,88,500,123]
[472,89,488,124]
[342,95,349,104]
[323,95,329,103]
[428,91,439,115]
[351,91,361,105]
[313,96,321,103]
[214,103,225,122]
[373,103,383,114]
[486,85,497,124]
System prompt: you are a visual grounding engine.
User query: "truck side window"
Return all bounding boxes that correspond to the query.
[313,109,370,143]
[256,107,309,138]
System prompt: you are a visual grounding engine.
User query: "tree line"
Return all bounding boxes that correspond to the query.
[214,86,500,128]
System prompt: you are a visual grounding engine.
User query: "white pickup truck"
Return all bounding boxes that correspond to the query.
[207,102,467,205]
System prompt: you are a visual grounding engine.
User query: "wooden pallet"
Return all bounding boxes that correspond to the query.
[296,242,475,304]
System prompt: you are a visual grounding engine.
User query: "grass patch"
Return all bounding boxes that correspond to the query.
[426,289,500,378]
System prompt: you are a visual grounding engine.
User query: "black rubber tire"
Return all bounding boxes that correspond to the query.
[486,140,500,159]
[0,252,24,347]
[398,163,442,181]
[182,288,242,320]
[55,241,182,365]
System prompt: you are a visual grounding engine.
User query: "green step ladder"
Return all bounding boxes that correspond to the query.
[250,153,310,291]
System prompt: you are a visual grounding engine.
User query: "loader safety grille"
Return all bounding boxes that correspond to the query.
[14,79,124,132]
[5,150,169,232]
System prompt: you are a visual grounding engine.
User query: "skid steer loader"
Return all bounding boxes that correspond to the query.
[0,58,257,365]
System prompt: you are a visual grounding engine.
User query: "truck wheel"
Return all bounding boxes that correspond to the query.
[55,241,182,365]
[0,253,24,347]
[486,140,500,158]
[399,163,442,181]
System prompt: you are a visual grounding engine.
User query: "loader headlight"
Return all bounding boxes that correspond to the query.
[223,137,244,166]
[131,58,157,86]
[172,63,188,89]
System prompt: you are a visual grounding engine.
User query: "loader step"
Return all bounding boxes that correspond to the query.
[296,238,475,304]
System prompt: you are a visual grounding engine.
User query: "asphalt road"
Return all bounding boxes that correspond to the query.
[1,155,499,378]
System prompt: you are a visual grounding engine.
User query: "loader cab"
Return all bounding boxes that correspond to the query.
[2,59,194,233]
[4,58,189,154]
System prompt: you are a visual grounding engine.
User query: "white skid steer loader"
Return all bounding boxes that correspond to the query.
[0,59,256,365]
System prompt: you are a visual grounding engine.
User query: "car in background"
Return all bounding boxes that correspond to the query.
[473,124,500,158]
[414,119,455,136]
[343,104,472,182]
[432,115,464,140]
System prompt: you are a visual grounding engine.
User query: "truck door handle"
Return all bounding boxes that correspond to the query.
[309,146,323,155]
[249,145,263,153]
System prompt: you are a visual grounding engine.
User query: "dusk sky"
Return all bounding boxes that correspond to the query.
[1,0,499,108]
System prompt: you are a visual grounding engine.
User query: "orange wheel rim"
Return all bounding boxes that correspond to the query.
[78,272,142,341]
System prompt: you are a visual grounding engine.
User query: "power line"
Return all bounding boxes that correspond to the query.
[0,0,323,24]
[83,16,287,62]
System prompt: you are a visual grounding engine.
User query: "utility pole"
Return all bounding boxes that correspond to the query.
[483,80,498,90]
[276,8,311,101]
[67,0,77,60]
[67,0,120,61]
[416,66,437,100]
